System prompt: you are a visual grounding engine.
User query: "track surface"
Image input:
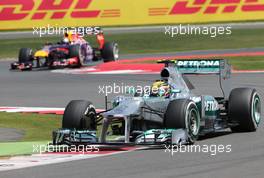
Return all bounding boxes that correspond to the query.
[0,50,264,177]
[1,48,264,107]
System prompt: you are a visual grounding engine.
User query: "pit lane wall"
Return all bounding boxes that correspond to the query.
[1,0,264,30]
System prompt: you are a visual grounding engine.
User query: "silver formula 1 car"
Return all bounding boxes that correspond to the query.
[53,59,261,146]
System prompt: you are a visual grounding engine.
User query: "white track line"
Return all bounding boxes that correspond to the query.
[0,147,141,172]
[0,107,104,114]
[0,107,64,113]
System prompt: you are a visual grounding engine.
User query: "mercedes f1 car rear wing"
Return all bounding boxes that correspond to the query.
[158,59,232,100]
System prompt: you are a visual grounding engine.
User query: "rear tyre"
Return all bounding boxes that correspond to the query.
[18,48,32,63]
[164,99,200,143]
[101,42,119,62]
[229,88,261,132]
[62,100,96,130]
[69,45,84,67]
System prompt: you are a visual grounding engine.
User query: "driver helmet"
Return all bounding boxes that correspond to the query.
[62,37,70,43]
[64,31,78,43]
[151,80,170,97]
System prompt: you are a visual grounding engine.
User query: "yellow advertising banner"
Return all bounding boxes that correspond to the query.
[1,0,264,30]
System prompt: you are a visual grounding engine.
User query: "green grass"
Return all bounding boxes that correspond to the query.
[0,37,60,59]
[0,112,61,156]
[124,56,264,70]
[0,28,263,59]
[0,112,119,142]
[0,141,48,156]
[228,56,264,70]
[110,28,264,54]
[0,112,120,156]
[0,112,61,142]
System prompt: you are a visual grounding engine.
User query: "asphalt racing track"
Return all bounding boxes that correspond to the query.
[1,50,264,178]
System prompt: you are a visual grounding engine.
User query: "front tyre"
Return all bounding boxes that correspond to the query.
[18,48,33,63]
[69,45,85,67]
[229,88,261,132]
[62,100,96,130]
[164,99,200,143]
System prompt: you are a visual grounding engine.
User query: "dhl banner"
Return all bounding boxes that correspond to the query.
[1,0,264,30]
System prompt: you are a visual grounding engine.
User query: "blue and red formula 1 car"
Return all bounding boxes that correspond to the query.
[10,30,119,71]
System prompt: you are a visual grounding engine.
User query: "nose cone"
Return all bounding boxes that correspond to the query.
[103,98,143,117]
[34,50,48,57]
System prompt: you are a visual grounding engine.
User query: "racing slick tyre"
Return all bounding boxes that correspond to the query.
[229,88,261,132]
[164,99,200,143]
[62,100,97,130]
[101,42,119,62]
[18,48,33,63]
[69,45,85,67]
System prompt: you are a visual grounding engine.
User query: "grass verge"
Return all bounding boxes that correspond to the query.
[124,56,264,70]
[0,112,119,156]
[0,112,61,142]
[0,141,48,157]
[228,56,264,70]
[0,112,60,156]
[0,28,263,59]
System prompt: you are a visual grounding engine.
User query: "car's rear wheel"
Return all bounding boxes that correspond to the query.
[101,42,119,62]
[164,99,200,143]
[62,100,97,130]
[229,88,261,132]
[18,48,33,63]
[69,45,85,67]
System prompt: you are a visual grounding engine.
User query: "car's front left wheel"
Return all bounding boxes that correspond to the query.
[164,99,200,143]
[69,45,85,67]
[62,100,97,130]
[18,48,33,63]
